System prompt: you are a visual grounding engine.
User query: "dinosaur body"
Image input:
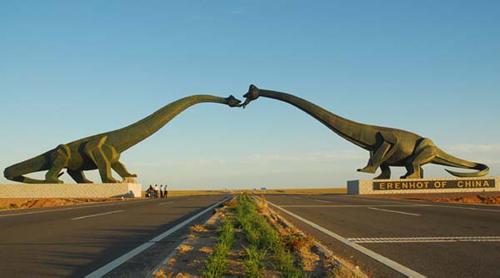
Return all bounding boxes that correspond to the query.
[4,95,241,184]
[240,85,489,179]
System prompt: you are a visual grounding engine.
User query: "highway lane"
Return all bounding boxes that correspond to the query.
[0,195,228,277]
[265,194,500,278]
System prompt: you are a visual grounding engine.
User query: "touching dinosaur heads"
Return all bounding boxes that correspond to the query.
[239,84,260,108]
[224,95,242,107]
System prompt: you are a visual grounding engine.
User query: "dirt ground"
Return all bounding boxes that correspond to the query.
[0,198,126,210]
[368,192,500,205]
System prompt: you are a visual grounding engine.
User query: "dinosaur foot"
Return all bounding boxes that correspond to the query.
[103,178,119,183]
[45,179,64,184]
[400,173,420,179]
[357,166,377,174]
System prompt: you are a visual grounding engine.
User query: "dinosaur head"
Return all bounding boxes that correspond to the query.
[239,84,260,108]
[224,95,242,107]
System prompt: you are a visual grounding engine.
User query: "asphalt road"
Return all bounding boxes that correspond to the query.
[0,195,228,278]
[265,194,500,278]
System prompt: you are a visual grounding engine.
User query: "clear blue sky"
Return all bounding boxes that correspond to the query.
[1,1,499,189]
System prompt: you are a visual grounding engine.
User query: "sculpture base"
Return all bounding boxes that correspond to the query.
[0,182,142,199]
[348,177,500,195]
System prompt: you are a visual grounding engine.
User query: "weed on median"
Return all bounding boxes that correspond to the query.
[236,195,304,277]
[203,218,235,278]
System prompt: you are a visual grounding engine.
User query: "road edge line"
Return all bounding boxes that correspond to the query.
[84,196,230,278]
[267,200,426,278]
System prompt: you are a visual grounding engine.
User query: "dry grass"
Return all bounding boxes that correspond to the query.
[247,187,347,195]
[190,224,209,233]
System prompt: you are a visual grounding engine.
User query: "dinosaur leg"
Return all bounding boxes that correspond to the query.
[374,164,391,179]
[45,145,70,183]
[84,137,118,183]
[401,139,437,179]
[68,169,93,183]
[92,148,117,183]
[112,161,137,179]
[358,141,392,174]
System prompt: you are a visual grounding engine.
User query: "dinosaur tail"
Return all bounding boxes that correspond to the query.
[4,152,52,183]
[434,148,489,178]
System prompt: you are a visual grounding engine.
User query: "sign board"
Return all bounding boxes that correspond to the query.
[373,179,496,191]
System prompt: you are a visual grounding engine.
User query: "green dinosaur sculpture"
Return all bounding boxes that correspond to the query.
[240,85,489,179]
[4,95,241,184]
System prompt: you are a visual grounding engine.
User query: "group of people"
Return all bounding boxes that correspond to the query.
[146,184,168,199]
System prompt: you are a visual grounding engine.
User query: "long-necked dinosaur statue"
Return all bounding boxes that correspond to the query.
[4,95,241,184]
[239,85,489,179]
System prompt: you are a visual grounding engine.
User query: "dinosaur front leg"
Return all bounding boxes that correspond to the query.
[92,149,117,183]
[84,137,118,183]
[374,164,391,179]
[68,169,93,183]
[112,161,137,179]
[358,141,392,174]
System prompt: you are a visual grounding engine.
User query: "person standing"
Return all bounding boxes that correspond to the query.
[154,184,159,198]
[159,185,164,198]
[163,184,168,199]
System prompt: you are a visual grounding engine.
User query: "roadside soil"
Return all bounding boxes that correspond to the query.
[0,197,128,210]
[367,192,500,205]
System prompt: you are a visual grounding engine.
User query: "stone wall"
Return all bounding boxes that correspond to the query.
[348,177,500,195]
[0,183,142,198]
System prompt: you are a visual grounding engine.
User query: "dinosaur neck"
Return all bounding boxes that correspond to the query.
[259,90,375,148]
[110,95,227,152]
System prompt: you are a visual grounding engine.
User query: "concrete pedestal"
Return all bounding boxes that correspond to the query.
[348,176,499,195]
[0,182,142,198]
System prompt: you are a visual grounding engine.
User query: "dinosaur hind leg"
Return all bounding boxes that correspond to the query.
[401,139,436,179]
[374,164,391,180]
[45,145,70,184]
[112,161,137,179]
[68,169,93,183]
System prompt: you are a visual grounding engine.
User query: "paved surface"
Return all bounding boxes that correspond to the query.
[0,195,228,277]
[265,194,500,278]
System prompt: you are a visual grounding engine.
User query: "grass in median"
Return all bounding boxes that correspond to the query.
[236,195,304,278]
[202,218,235,278]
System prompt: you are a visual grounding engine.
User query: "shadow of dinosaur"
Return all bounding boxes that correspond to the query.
[240,85,489,179]
[4,95,241,184]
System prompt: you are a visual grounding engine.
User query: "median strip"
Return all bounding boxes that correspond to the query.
[154,195,363,277]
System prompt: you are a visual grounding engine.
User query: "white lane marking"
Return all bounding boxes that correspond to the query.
[280,204,432,208]
[368,207,421,216]
[314,199,332,203]
[85,197,229,278]
[349,236,500,244]
[434,205,500,213]
[158,201,175,206]
[267,201,426,278]
[71,210,125,220]
[0,199,152,218]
